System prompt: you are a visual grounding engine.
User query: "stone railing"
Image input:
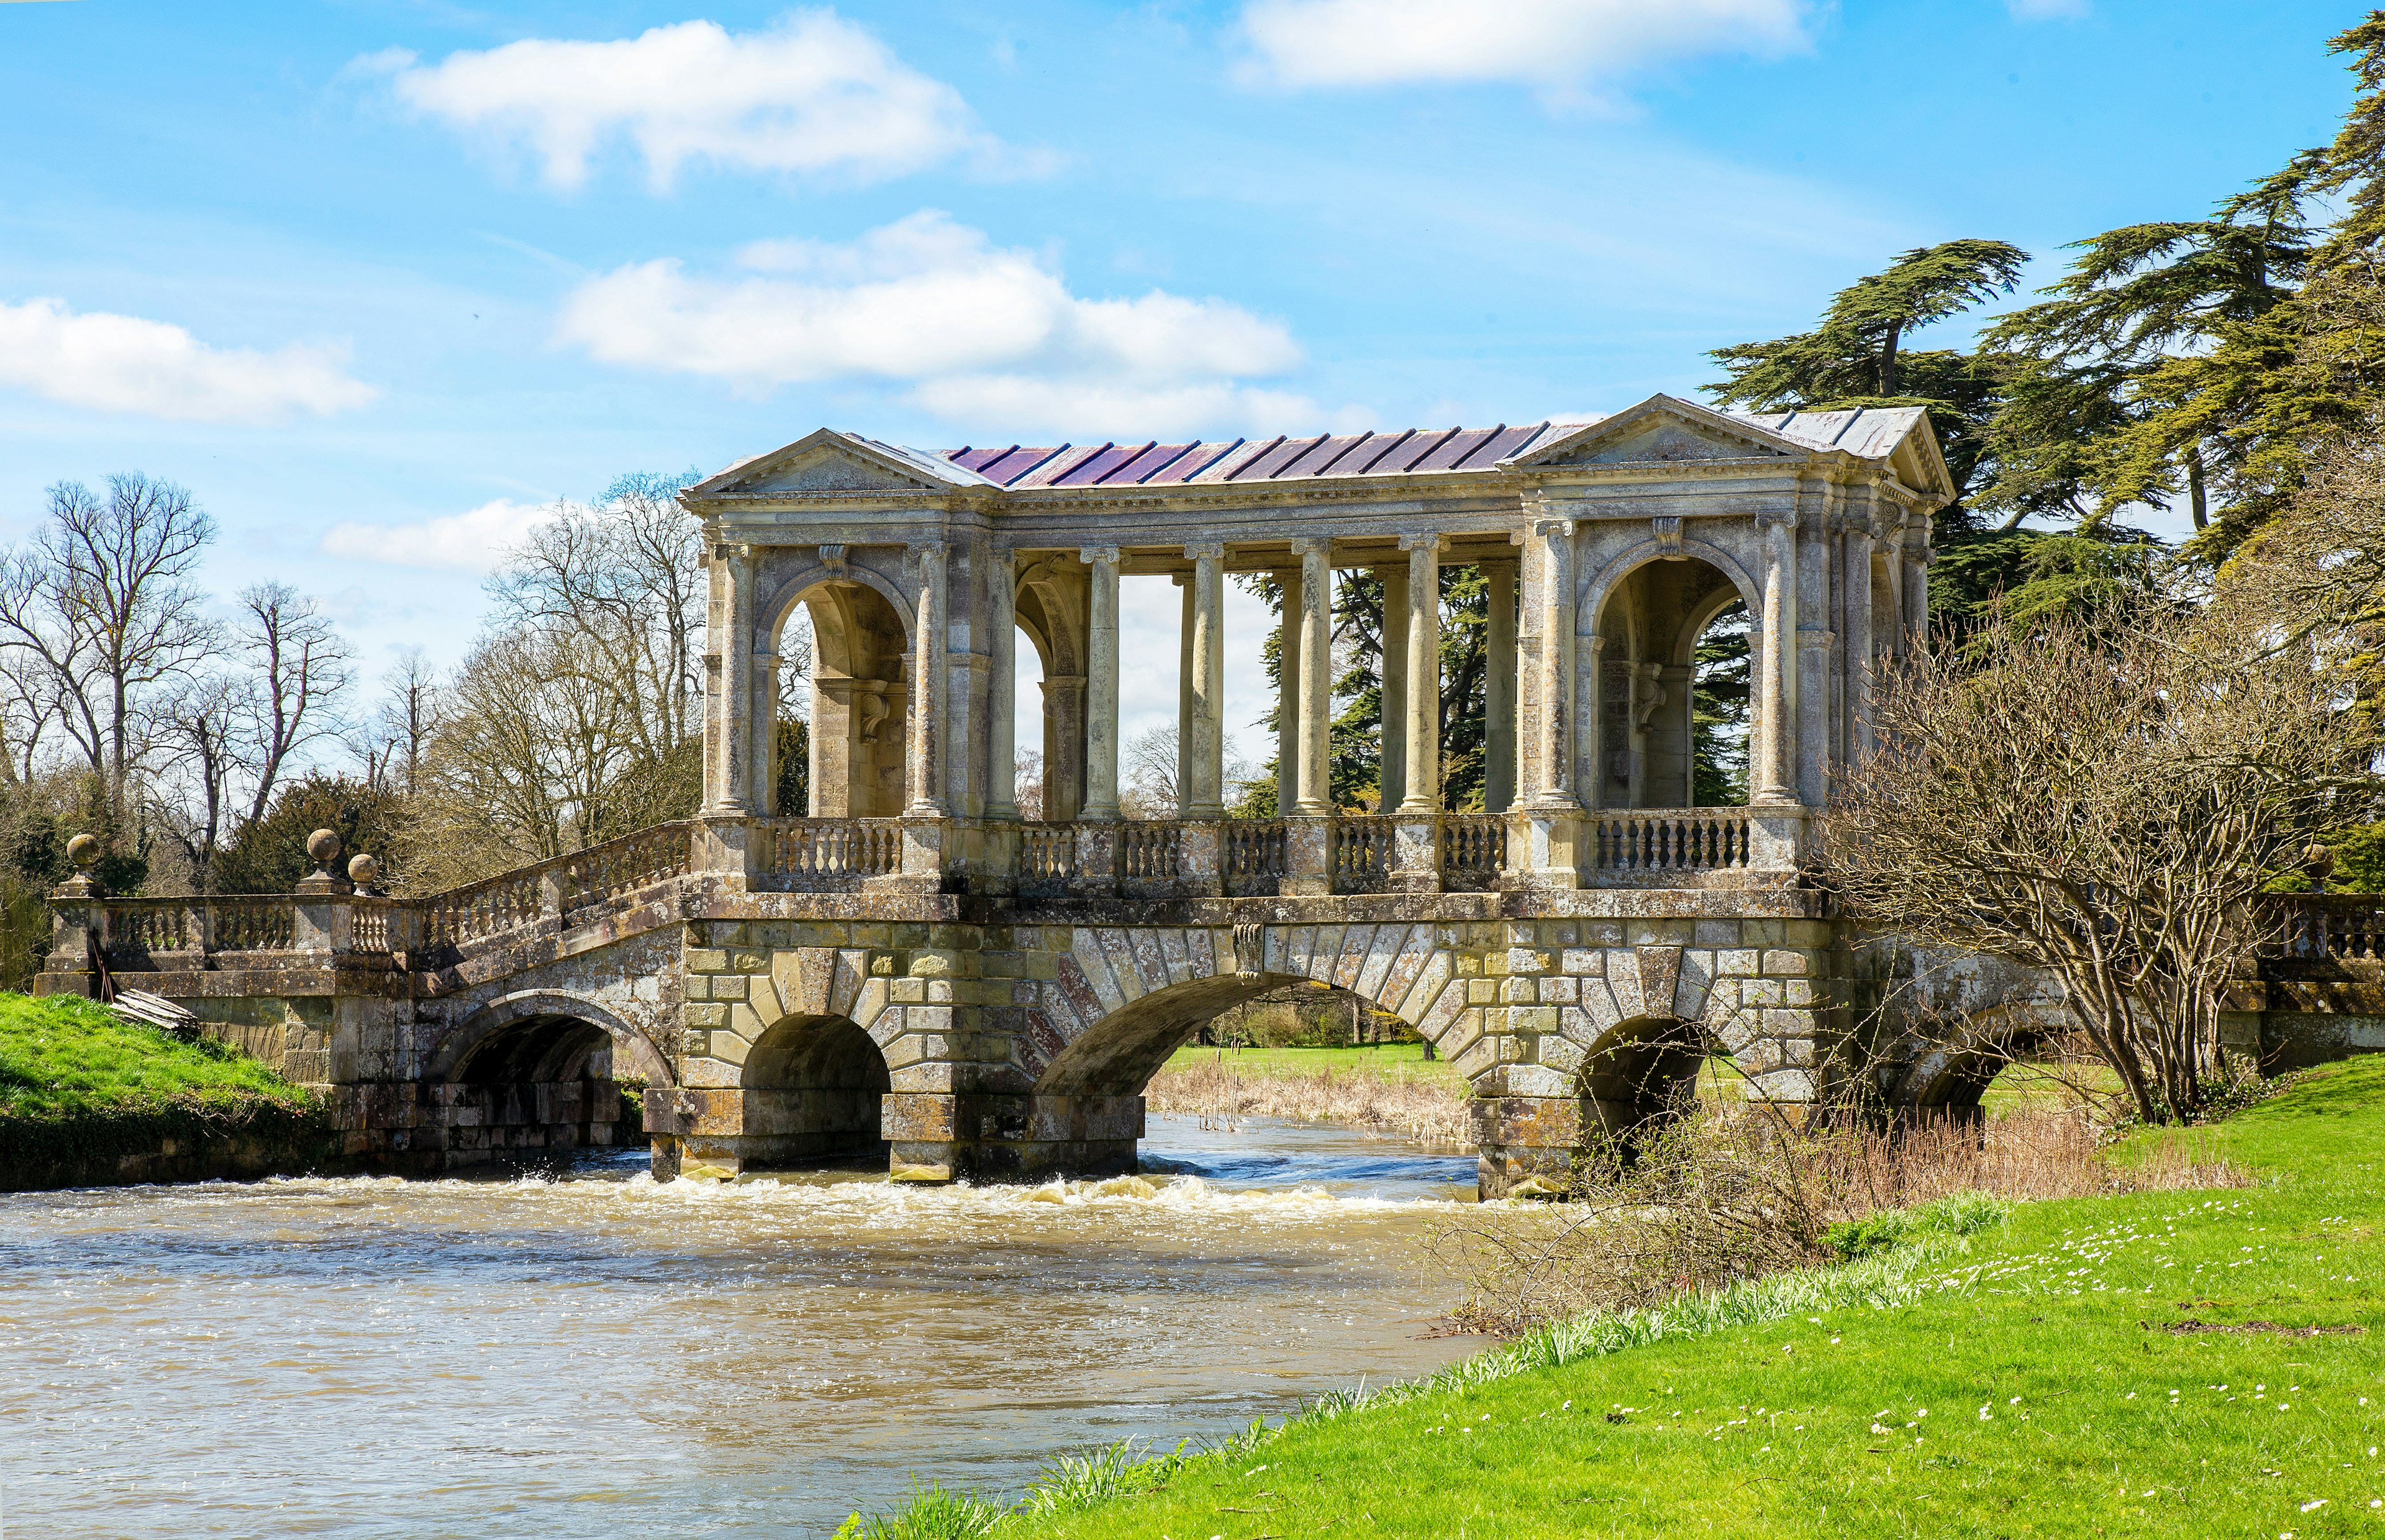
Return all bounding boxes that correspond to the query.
[760,817,904,887]
[563,822,694,913]
[2277,895,2385,961]
[1440,813,1506,891]
[422,866,546,951]
[1587,807,1755,884]
[1222,820,1286,897]
[1017,823,1079,884]
[1330,815,1396,892]
[1119,822,1182,883]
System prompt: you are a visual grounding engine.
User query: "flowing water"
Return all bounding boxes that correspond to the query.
[0,1115,1481,1538]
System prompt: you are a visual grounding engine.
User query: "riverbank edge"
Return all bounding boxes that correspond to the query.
[0,992,354,1193]
[0,1097,351,1192]
[851,1062,2385,1539]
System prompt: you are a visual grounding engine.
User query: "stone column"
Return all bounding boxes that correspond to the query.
[986,550,1019,820]
[1582,635,1607,810]
[1040,676,1085,822]
[1842,502,1875,764]
[750,646,778,815]
[1176,572,1194,813]
[1274,565,1301,817]
[1530,519,1578,808]
[1753,512,1799,807]
[1080,546,1122,821]
[711,544,755,813]
[1376,562,1408,813]
[1901,518,1931,645]
[906,541,950,817]
[1483,558,1518,813]
[1398,535,1442,813]
[1293,538,1333,815]
[1183,543,1227,819]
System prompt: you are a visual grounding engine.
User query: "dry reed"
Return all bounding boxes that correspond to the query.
[1143,1059,1472,1146]
[1438,1101,2247,1336]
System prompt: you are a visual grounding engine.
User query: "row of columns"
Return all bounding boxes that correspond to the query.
[1035,538,1529,823]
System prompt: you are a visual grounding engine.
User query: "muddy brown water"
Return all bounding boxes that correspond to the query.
[0,1116,1480,1537]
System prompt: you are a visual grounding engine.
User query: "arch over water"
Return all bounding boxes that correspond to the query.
[433,991,661,1164]
[741,1012,892,1164]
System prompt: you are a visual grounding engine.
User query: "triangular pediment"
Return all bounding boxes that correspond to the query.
[689,429,994,498]
[1502,395,1806,471]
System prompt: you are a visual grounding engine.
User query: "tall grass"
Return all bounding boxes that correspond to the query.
[1144,1058,1470,1145]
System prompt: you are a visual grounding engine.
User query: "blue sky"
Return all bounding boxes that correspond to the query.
[0,0,2357,762]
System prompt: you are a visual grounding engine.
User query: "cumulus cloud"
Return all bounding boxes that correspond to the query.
[0,296,376,424]
[320,498,558,573]
[555,211,1311,435]
[1238,0,1810,91]
[369,11,1001,192]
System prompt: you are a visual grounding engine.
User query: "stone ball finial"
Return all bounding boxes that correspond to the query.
[348,853,381,888]
[66,832,100,871]
[306,829,342,869]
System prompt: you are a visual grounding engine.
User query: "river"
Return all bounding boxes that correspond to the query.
[0,1115,1481,1538]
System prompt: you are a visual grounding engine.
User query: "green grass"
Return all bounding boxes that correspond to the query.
[0,992,321,1177]
[0,992,308,1119]
[893,1057,2385,1539]
[1159,1041,1465,1087]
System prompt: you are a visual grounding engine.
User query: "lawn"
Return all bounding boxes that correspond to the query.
[0,991,308,1121]
[1031,1057,2385,1539]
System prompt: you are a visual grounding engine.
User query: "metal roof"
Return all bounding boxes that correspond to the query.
[948,420,1595,489]
[945,404,1930,490]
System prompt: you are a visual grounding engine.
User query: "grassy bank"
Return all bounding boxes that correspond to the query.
[1147,1043,1470,1144]
[863,1059,2385,1538]
[0,992,327,1185]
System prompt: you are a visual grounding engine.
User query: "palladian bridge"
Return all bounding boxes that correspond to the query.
[41,394,2381,1194]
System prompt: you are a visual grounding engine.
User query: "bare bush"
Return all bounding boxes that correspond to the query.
[1822,603,2358,1123]
[1438,1099,2244,1336]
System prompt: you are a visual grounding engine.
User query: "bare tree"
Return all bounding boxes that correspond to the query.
[0,474,217,814]
[1121,723,1179,819]
[148,583,353,890]
[1014,748,1044,822]
[356,648,443,799]
[1821,598,2359,1123]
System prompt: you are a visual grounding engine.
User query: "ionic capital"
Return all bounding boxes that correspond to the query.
[1183,541,1225,562]
[1078,545,1121,567]
[1755,509,1799,533]
[1397,533,1447,552]
[1529,517,1574,540]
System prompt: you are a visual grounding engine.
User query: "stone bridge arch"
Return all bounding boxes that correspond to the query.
[429,990,667,1167]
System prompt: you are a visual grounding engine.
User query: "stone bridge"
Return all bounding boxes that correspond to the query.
[37,395,2384,1193]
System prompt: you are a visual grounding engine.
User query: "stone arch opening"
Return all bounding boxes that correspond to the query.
[1897,1004,2063,1126]
[437,1003,652,1166]
[740,1013,893,1166]
[1576,1013,1718,1146]
[1588,550,1760,809]
[1014,559,1088,823]
[773,578,912,818]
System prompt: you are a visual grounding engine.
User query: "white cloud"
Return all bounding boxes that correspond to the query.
[0,296,376,424]
[1238,0,1810,91]
[371,11,999,192]
[2007,0,2088,18]
[320,498,558,573]
[555,211,1312,435]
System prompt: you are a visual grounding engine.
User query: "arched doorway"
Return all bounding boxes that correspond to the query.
[740,1013,893,1167]
[1590,553,1758,809]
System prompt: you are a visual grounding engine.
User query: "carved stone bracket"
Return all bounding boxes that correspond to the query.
[1650,515,1683,556]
